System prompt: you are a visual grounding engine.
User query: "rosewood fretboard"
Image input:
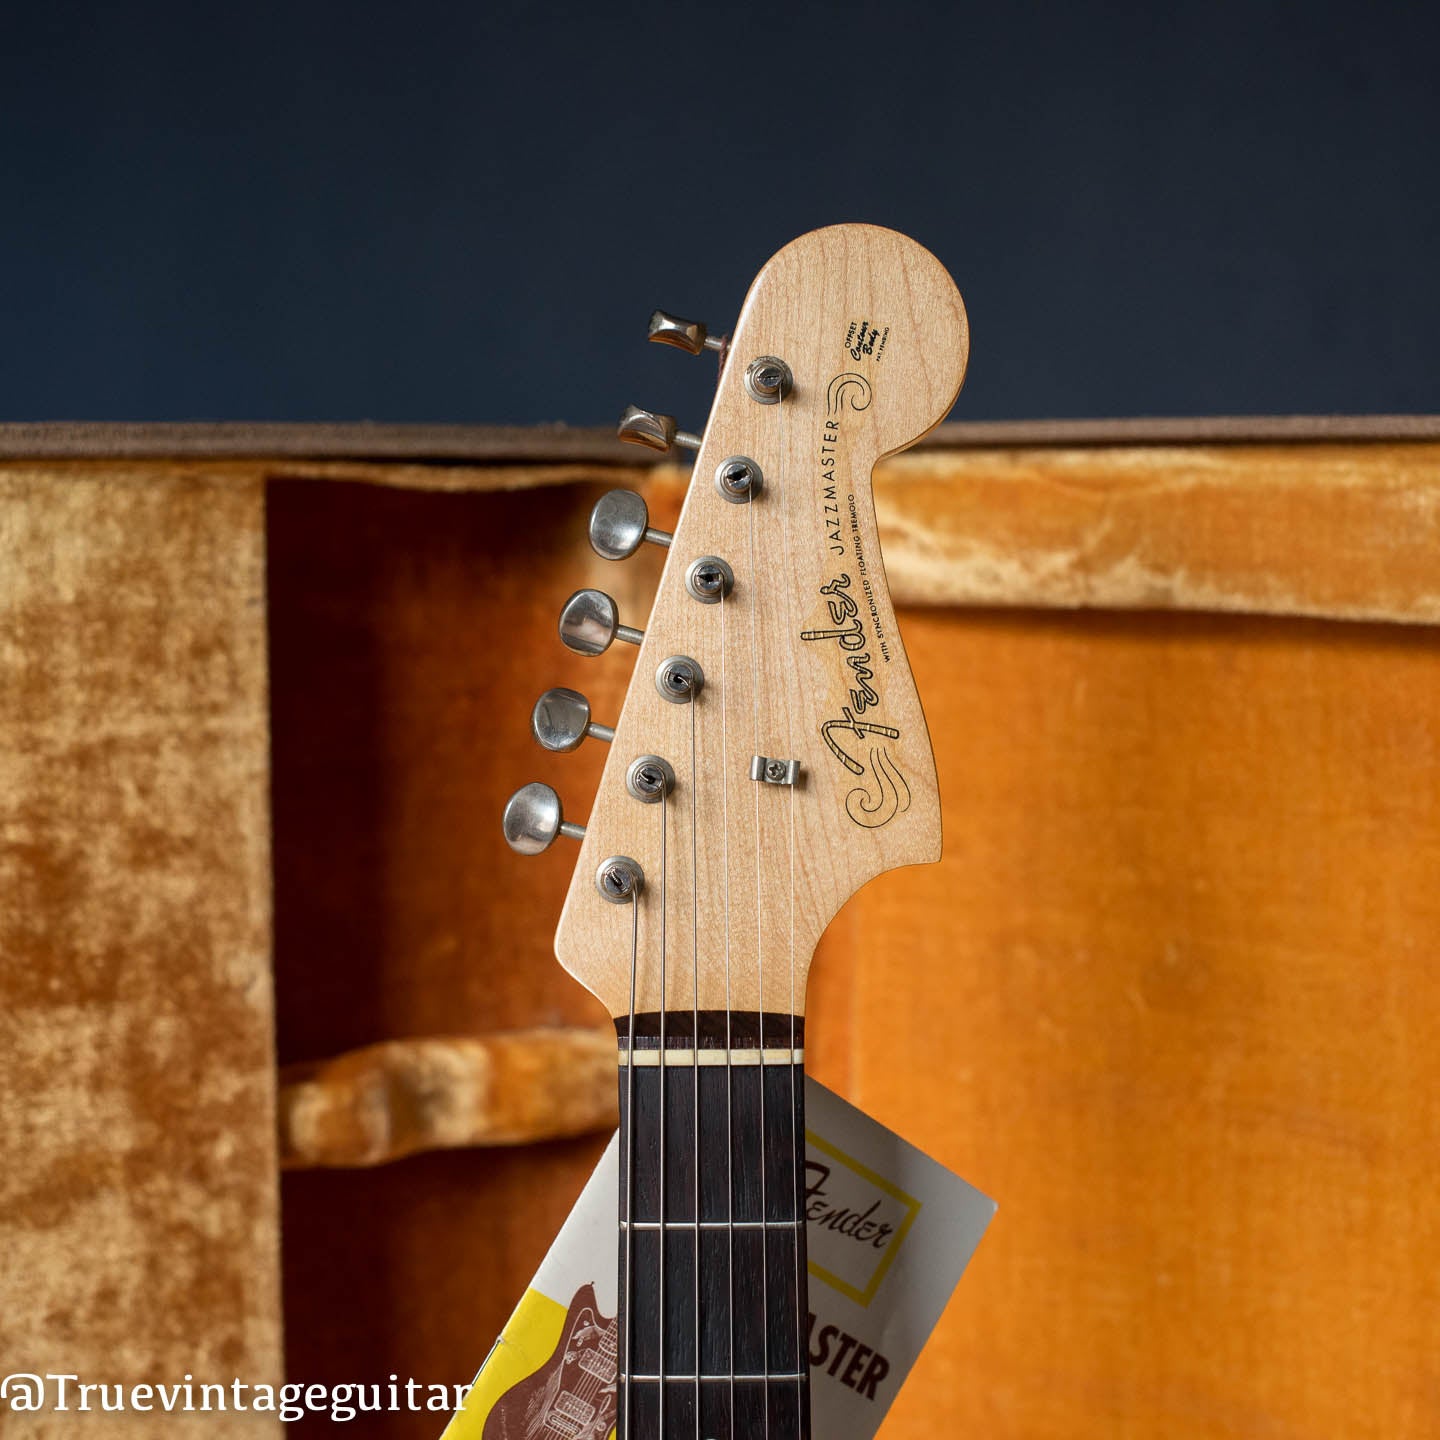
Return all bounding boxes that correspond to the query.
[616,1011,809,1440]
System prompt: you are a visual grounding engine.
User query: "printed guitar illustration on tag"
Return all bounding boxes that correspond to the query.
[481,1285,616,1440]
[498,223,970,1440]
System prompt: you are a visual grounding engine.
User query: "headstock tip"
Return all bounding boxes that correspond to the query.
[739,222,970,456]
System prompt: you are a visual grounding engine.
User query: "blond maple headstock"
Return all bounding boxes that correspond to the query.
[511,224,968,1020]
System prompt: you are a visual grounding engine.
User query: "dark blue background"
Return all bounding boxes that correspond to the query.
[2,2,1435,424]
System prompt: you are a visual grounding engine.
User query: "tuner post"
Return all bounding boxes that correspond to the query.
[625,754,676,803]
[595,855,644,904]
[715,456,762,503]
[655,655,704,704]
[685,555,734,604]
[743,355,794,405]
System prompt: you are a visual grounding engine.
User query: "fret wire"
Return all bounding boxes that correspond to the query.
[628,1375,806,1384]
[622,1219,801,1229]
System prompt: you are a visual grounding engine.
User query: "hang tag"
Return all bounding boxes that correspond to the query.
[442,1078,995,1440]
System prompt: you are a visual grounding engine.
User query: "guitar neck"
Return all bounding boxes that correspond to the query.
[616,1010,810,1440]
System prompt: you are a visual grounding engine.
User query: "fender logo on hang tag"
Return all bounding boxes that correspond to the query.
[804,1130,922,1306]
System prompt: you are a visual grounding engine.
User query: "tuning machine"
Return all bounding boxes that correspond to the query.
[647,309,726,356]
[617,405,701,455]
[558,588,644,657]
[502,782,585,854]
[531,687,614,752]
[589,490,671,560]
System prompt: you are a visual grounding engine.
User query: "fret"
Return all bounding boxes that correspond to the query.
[627,1374,808,1383]
[622,1220,803,1230]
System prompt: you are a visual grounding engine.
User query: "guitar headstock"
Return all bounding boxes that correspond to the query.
[504,223,969,1020]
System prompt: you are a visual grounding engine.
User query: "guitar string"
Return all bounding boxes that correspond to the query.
[748,464,771,1440]
[690,690,700,1440]
[720,584,736,1440]
[623,877,639,1440]
[776,385,804,1434]
[659,784,668,1440]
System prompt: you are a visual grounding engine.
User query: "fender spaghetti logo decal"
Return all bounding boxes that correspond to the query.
[803,573,910,830]
[806,372,908,829]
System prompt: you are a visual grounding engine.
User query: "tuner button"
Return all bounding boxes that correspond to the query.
[648,309,726,356]
[558,588,645,656]
[617,404,702,454]
[502,782,586,854]
[589,489,673,560]
[531,687,615,752]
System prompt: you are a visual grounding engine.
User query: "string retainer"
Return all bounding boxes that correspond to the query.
[750,755,800,786]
